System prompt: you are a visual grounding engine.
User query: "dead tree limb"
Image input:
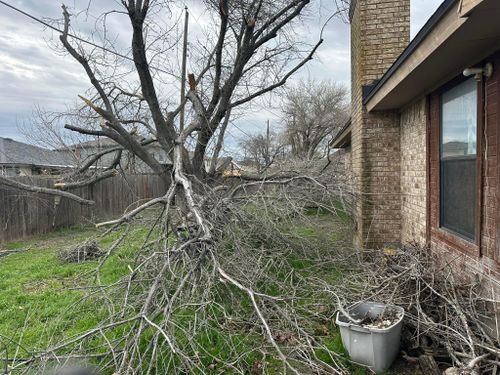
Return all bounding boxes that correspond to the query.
[0,176,94,205]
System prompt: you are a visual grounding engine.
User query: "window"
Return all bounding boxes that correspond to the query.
[440,78,478,240]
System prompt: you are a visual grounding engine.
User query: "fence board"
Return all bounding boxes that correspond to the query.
[0,175,166,243]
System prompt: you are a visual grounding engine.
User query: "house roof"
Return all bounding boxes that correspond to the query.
[0,137,74,168]
[365,0,500,110]
[331,119,352,149]
[332,0,500,147]
[362,0,455,106]
[64,138,166,151]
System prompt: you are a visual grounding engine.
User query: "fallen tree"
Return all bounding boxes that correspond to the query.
[0,1,355,374]
[4,166,357,374]
[2,149,497,374]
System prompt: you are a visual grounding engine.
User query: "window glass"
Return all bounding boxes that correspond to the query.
[441,79,477,157]
[440,78,477,240]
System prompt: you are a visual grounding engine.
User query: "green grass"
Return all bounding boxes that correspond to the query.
[0,225,151,357]
[0,207,418,374]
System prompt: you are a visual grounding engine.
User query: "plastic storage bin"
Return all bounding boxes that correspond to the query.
[336,302,404,374]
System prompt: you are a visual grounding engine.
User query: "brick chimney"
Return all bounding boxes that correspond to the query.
[349,0,410,248]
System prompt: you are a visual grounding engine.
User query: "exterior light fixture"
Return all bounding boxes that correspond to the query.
[463,63,493,81]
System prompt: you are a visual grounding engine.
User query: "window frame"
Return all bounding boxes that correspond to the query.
[436,77,483,248]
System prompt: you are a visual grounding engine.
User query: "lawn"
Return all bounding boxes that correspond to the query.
[0,225,150,359]
[0,210,420,374]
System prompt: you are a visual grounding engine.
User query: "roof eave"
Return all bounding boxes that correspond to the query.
[363,0,457,107]
[330,120,352,149]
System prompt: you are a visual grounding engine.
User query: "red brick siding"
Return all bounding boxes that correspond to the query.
[484,55,499,263]
[429,52,500,275]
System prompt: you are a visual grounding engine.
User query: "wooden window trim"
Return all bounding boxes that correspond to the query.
[477,77,484,256]
[428,76,483,257]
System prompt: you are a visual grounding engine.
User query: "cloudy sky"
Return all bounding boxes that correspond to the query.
[0,0,442,148]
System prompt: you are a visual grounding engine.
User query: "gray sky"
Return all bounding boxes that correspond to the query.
[0,0,442,146]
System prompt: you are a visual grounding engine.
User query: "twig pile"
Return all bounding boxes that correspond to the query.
[3,168,498,375]
[58,240,104,263]
[325,244,500,374]
[6,175,358,375]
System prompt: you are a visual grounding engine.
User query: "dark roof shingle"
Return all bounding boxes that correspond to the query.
[0,137,74,167]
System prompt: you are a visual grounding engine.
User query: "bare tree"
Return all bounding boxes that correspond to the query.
[0,0,324,201]
[0,0,364,374]
[239,121,284,172]
[2,0,325,197]
[283,79,349,160]
[67,0,322,181]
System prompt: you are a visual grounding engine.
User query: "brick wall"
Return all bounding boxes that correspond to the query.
[350,0,410,247]
[360,111,401,246]
[347,1,499,339]
[350,0,364,246]
[427,53,500,337]
[483,53,500,263]
[400,98,427,244]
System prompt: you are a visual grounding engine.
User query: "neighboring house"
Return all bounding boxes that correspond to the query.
[0,137,74,176]
[221,160,244,177]
[331,0,500,284]
[61,138,238,176]
[202,156,243,176]
[60,138,171,174]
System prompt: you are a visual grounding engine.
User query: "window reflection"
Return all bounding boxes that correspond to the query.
[441,79,477,157]
[440,78,477,240]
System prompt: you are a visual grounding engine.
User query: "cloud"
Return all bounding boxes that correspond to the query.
[0,0,443,143]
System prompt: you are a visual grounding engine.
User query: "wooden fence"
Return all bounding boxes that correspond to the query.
[0,174,167,243]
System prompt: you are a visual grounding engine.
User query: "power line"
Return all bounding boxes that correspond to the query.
[0,0,180,79]
[0,0,269,149]
[230,123,252,138]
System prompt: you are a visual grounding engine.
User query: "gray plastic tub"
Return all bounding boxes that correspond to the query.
[336,302,404,374]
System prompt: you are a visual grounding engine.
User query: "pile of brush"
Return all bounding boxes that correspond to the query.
[58,240,104,263]
[330,244,499,374]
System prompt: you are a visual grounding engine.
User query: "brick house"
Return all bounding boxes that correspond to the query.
[331,0,500,284]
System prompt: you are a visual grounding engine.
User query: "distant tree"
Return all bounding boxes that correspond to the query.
[240,121,284,172]
[283,80,349,160]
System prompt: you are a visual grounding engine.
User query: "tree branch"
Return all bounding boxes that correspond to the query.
[0,176,94,205]
[231,38,323,108]
[54,169,118,190]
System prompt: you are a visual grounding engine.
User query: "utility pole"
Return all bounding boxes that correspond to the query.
[179,6,189,132]
[266,119,270,165]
